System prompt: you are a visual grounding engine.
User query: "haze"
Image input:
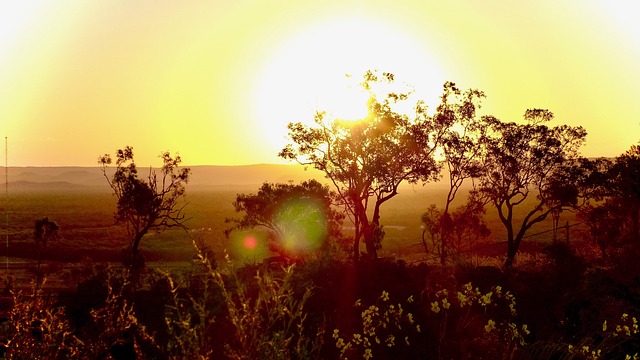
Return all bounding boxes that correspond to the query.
[1,0,638,166]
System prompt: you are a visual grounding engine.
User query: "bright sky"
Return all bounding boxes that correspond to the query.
[1,0,638,166]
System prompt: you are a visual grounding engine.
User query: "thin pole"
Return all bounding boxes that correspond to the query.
[5,136,8,272]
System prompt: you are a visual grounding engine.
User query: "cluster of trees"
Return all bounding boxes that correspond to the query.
[278,71,638,267]
[97,71,639,269]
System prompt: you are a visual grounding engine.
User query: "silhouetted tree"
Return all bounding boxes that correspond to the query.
[280,71,445,261]
[34,217,59,248]
[225,180,346,260]
[476,110,587,268]
[577,203,623,258]
[608,143,640,242]
[98,146,190,267]
[421,195,490,258]
[421,204,444,256]
[436,81,486,264]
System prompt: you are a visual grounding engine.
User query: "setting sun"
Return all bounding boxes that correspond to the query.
[0,0,638,166]
[252,13,446,153]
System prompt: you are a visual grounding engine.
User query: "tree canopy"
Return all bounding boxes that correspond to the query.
[99,146,190,267]
[476,110,587,267]
[280,71,446,261]
[226,179,346,260]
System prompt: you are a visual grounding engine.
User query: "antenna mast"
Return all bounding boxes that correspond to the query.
[5,136,7,272]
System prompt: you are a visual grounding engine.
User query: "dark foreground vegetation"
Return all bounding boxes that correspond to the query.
[1,71,639,358]
[1,240,639,359]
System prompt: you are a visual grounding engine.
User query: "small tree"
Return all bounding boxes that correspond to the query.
[99,146,190,266]
[608,143,640,242]
[226,180,346,260]
[435,81,486,264]
[420,196,490,258]
[476,110,586,268]
[34,217,59,249]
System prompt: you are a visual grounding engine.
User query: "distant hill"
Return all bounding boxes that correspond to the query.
[1,164,328,192]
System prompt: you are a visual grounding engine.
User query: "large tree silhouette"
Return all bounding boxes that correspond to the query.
[476,110,587,268]
[99,146,190,267]
[433,81,486,264]
[280,71,446,261]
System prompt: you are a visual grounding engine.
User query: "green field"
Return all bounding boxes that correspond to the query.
[0,179,584,266]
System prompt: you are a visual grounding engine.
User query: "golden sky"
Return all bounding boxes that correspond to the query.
[1,0,638,166]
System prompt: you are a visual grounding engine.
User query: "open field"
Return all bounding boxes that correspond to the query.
[0,166,635,360]
[0,165,587,267]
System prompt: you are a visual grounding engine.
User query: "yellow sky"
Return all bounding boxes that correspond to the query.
[1,0,638,166]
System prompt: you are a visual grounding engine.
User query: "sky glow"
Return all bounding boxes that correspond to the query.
[1,1,638,166]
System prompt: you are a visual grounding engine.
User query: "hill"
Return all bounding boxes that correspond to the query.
[1,164,329,192]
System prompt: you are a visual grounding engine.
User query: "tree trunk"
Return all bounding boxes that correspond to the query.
[363,224,378,260]
[505,240,518,269]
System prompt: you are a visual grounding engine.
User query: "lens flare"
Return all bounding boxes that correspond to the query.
[273,197,328,253]
[229,230,269,261]
[243,235,257,250]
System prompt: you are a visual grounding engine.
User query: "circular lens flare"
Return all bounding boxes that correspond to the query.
[243,235,257,250]
[273,198,328,253]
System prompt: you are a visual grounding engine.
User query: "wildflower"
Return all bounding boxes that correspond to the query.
[463,282,473,293]
[407,295,414,303]
[405,336,410,345]
[416,324,421,333]
[336,338,345,349]
[480,292,493,306]
[363,337,371,347]
[333,329,340,339]
[386,334,395,347]
[457,292,469,307]
[380,291,389,302]
[353,333,362,344]
[442,298,450,310]
[522,324,530,336]
[431,301,441,314]
[407,313,414,324]
[363,348,373,360]
[354,299,362,307]
[484,319,496,333]
[602,320,607,332]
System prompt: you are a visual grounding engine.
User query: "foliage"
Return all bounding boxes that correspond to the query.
[333,283,528,360]
[606,143,640,242]
[423,282,528,360]
[0,287,83,359]
[332,291,419,360]
[436,81,487,264]
[225,180,347,260]
[280,71,446,261]
[476,110,587,267]
[98,146,191,266]
[421,197,490,259]
[84,272,160,359]
[163,241,220,359]
[216,260,324,360]
[33,217,59,249]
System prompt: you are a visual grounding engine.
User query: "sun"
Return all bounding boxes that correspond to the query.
[252,13,447,155]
